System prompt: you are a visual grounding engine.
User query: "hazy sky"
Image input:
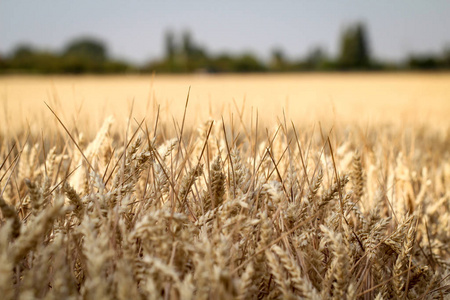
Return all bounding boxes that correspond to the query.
[1,1,449,64]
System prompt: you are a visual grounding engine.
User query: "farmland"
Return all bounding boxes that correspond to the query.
[0,73,449,299]
[1,73,450,136]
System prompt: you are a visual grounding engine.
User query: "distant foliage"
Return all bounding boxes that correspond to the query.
[1,37,131,74]
[338,23,371,70]
[2,24,450,74]
[64,38,108,62]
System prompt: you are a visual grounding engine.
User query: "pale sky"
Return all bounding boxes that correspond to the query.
[1,1,449,64]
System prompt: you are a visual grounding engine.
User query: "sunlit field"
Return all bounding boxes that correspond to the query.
[1,73,450,137]
[0,74,449,299]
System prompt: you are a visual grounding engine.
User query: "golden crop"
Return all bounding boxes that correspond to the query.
[0,74,449,299]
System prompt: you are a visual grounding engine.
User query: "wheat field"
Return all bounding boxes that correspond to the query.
[0,74,449,299]
[2,74,450,136]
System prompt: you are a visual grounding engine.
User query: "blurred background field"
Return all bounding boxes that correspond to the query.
[2,73,450,139]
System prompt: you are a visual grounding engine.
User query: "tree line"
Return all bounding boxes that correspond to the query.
[1,23,450,74]
[0,37,131,74]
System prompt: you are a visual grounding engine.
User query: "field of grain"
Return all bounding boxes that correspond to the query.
[0,74,449,299]
[2,74,450,136]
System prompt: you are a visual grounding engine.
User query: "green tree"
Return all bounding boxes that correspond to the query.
[7,45,62,73]
[338,23,371,69]
[63,37,108,62]
[442,46,450,69]
[233,53,266,72]
[181,31,194,71]
[407,55,439,70]
[305,47,328,70]
[163,30,177,72]
[270,48,287,71]
[164,30,176,59]
[0,53,5,72]
[180,31,209,72]
[12,45,36,60]
[208,54,234,73]
[182,31,193,59]
[62,37,109,73]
